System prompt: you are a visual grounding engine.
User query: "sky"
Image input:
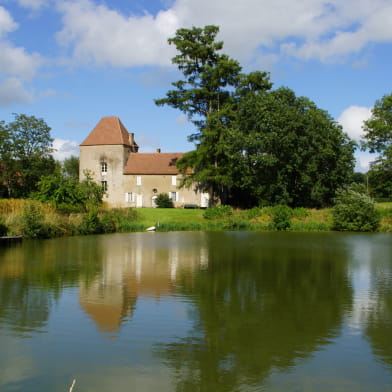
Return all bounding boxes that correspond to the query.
[0,0,391,171]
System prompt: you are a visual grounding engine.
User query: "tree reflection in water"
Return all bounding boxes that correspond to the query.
[155,232,353,392]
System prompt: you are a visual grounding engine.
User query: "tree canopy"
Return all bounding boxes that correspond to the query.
[362,92,392,199]
[0,114,55,198]
[157,25,355,207]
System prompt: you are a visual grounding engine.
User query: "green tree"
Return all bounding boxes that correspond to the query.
[156,26,271,204]
[0,114,55,198]
[157,26,353,208]
[34,169,103,212]
[62,156,79,179]
[362,92,392,198]
[226,88,355,207]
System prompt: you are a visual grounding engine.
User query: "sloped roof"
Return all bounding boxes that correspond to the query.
[80,116,137,147]
[124,153,185,174]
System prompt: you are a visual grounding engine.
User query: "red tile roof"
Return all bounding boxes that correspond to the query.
[80,116,138,147]
[124,153,185,174]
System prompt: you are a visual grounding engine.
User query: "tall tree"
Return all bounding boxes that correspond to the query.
[362,92,392,198]
[157,25,353,207]
[155,26,265,204]
[0,114,55,198]
[227,88,355,207]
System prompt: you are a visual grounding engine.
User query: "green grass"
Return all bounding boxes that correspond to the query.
[137,208,205,228]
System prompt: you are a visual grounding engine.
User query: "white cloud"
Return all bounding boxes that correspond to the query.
[0,77,33,105]
[16,0,47,10]
[56,0,178,66]
[355,150,377,173]
[55,0,392,67]
[0,6,43,106]
[52,138,80,160]
[338,105,372,141]
[0,6,18,37]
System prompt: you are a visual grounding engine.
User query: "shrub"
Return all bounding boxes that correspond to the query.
[247,207,261,220]
[203,205,232,220]
[20,202,48,239]
[269,205,292,231]
[78,210,102,235]
[155,193,174,208]
[332,186,380,232]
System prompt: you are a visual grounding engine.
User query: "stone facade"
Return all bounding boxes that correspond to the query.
[79,117,209,208]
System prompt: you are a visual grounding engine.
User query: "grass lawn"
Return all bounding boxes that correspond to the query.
[136,208,205,227]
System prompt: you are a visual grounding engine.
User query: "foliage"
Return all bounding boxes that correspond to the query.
[268,205,293,231]
[228,87,355,207]
[78,210,102,235]
[0,114,55,198]
[20,202,48,239]
[332,185,380,232]
[62,156,79,179]
[203,205,232,220]
[155,193,174,208]
[362,92,392,199]
[157,26,354,208]
[34,169,103,212]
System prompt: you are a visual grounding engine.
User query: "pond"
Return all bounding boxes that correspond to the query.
[0,231,391,391]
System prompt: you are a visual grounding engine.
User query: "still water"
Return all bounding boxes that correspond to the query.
[0,231,391,392]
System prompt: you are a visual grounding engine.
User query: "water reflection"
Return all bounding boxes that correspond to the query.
[0,232,391,392]
[362,235,392,368]
[155,232,354,391]
[79,233,209,333]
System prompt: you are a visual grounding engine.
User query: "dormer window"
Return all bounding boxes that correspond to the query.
[101,162,107,175]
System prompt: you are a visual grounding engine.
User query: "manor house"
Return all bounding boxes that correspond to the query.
[79,116,209,208]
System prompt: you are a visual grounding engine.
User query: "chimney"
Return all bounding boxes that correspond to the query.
[129,132,134,144]
[156,148,161,153]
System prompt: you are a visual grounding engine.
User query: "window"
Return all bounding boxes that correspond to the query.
[171,176,177,186]
[136,176,142,186]
[169,192,178,202]
[101,181,107,192]
[101,162,107,175]
[125,192,135,203]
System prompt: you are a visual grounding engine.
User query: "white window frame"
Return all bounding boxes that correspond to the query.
[136,176,142,186]
[171,175,177,186]
[101,180,108,192]
[125,192,135,203]
[101,162,107,175]
[169,191,178,202]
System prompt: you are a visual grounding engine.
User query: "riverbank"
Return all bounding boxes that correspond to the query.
[0,199,391,239]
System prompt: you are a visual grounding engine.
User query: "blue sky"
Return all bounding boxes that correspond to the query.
[1,0,391,171]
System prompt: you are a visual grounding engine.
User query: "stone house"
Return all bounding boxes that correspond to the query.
[79,116,209,208]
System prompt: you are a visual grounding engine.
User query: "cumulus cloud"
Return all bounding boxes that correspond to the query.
[0,6,44,106]
[55,0,392,67]
[0,77,33,105]
[0,6,18,37]
[56,0,178,66]
[52,138,80,161]
[338,105,372,141]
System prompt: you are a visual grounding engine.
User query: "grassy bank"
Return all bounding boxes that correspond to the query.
[1,199,391,239]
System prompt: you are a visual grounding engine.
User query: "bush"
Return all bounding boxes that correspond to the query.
[203,205,232,220]
[268,205,292,231]
[21,203,48,239]
[78,210,102,235]
[155,193,174,208]
[332,186,380,232]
